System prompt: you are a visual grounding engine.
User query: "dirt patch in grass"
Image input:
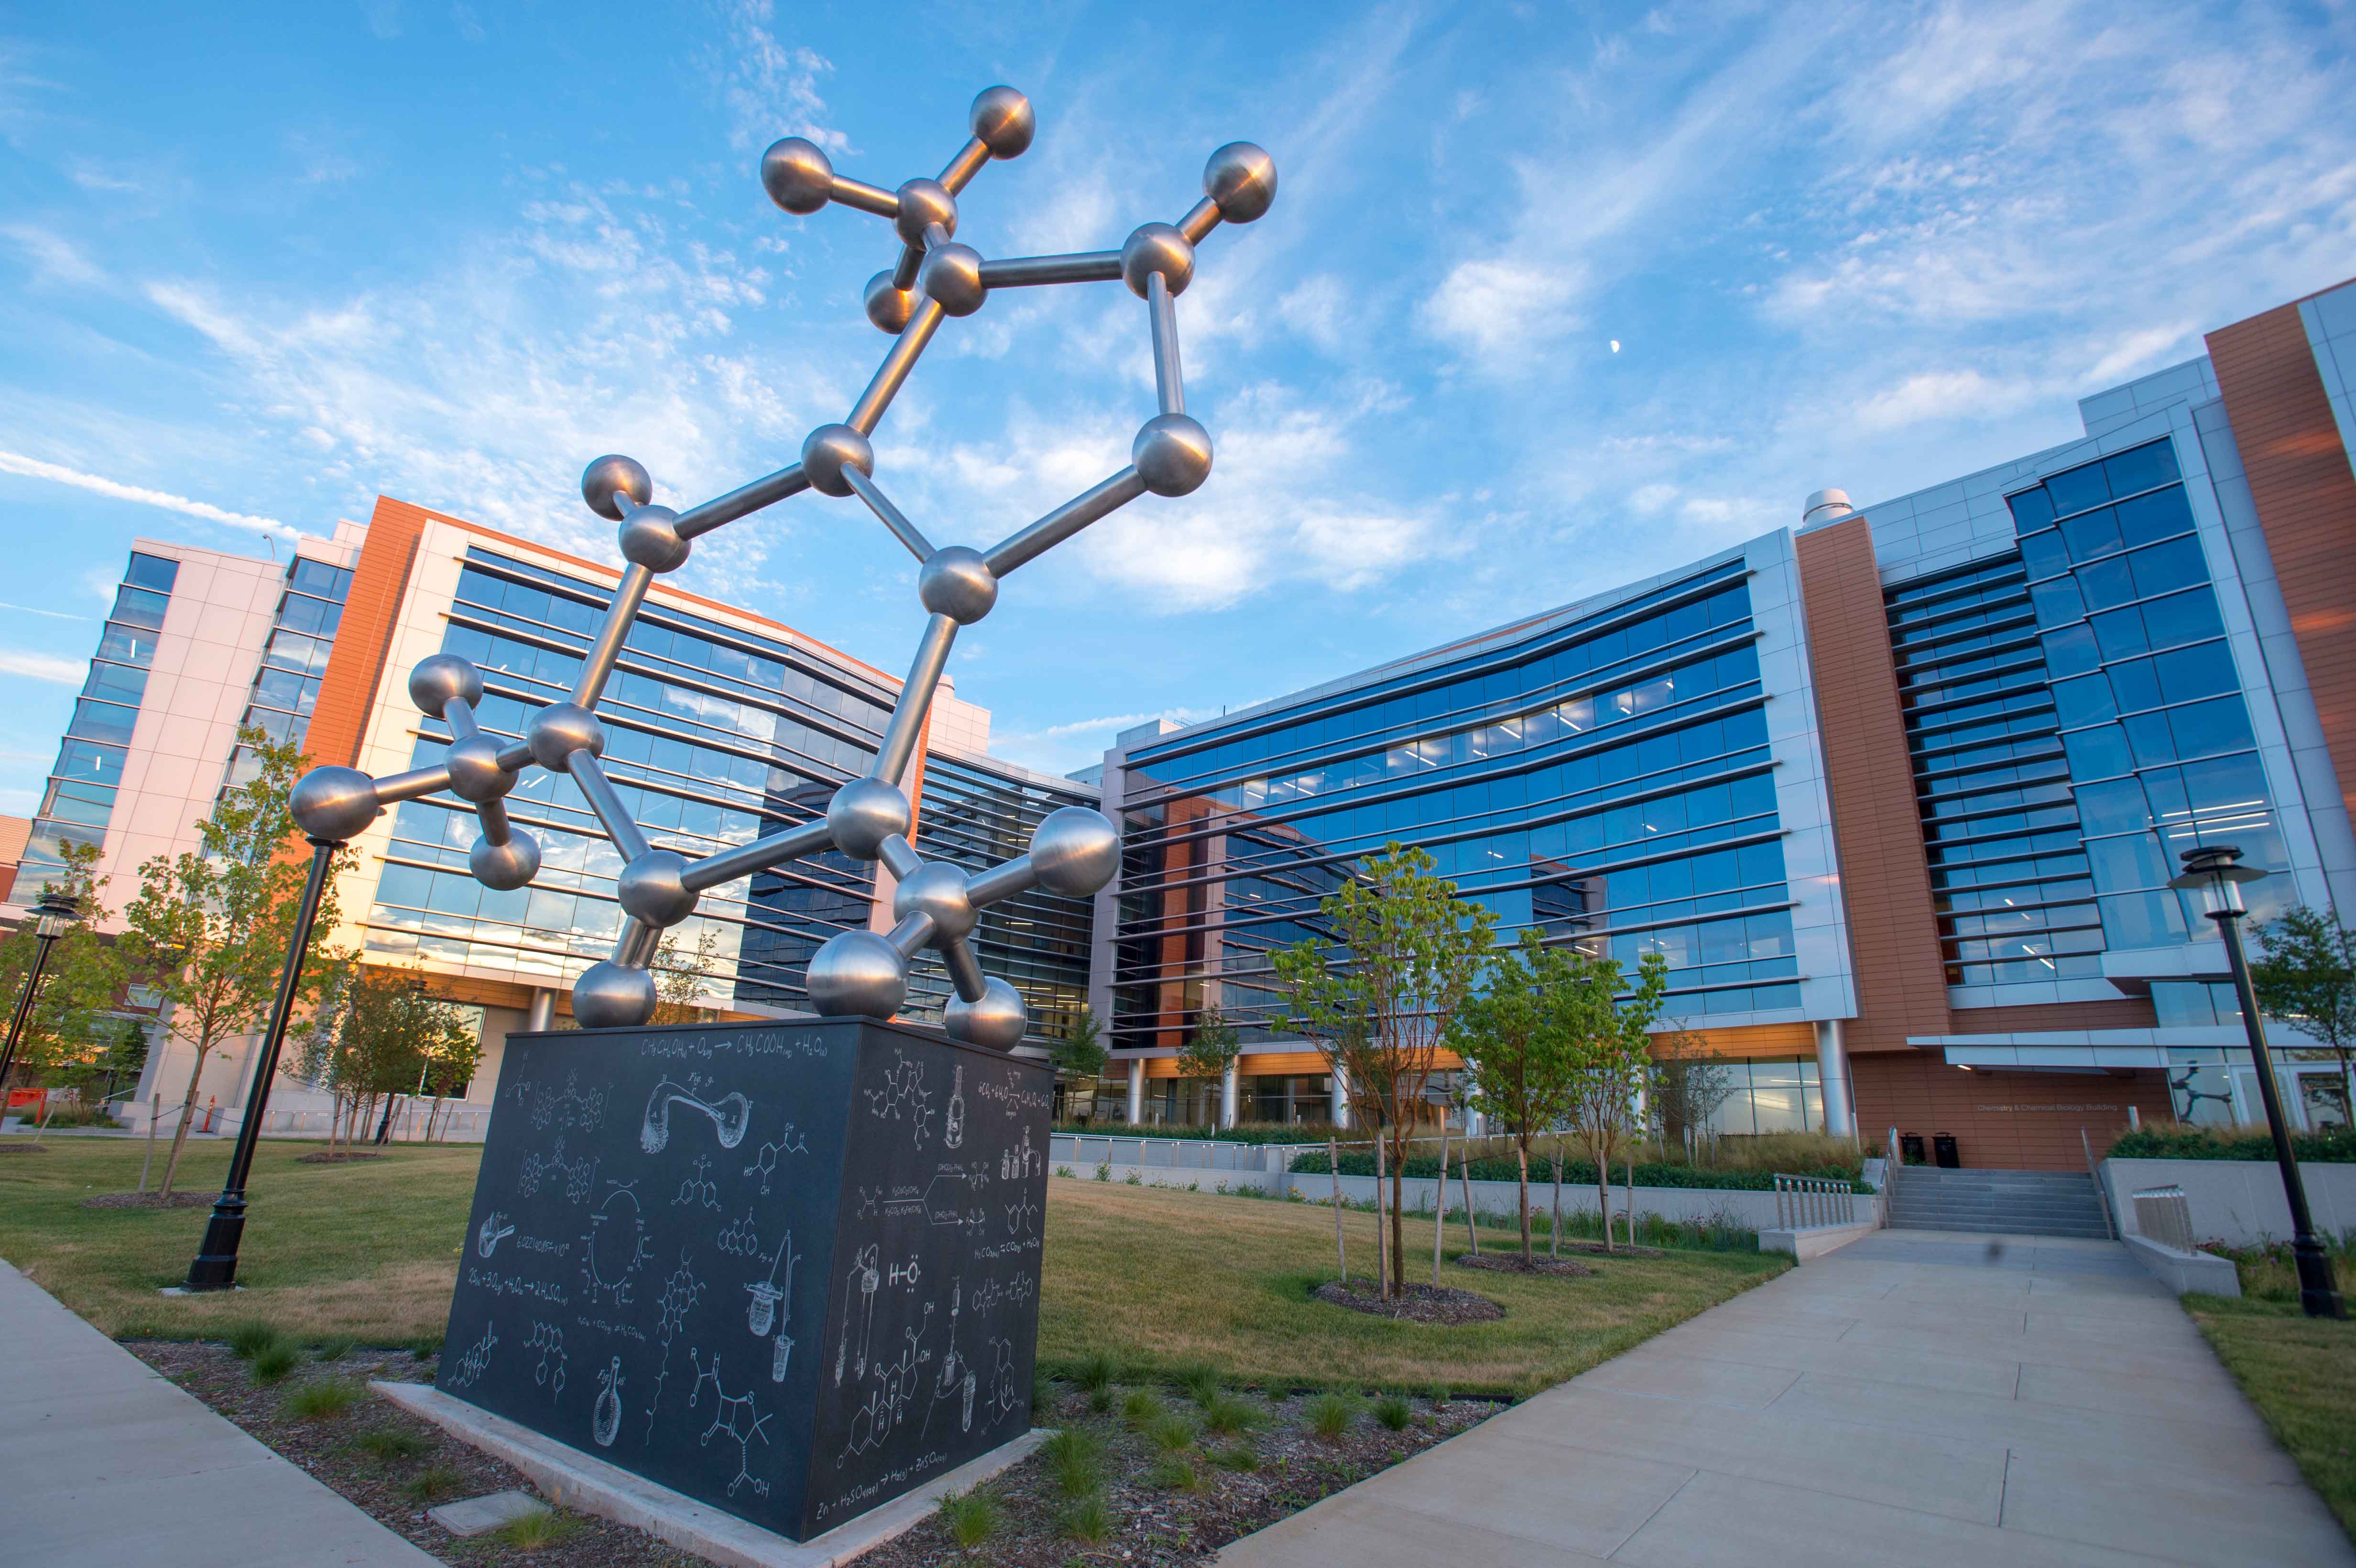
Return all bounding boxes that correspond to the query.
[128,1340,698,1567]
[297,1151,388,1164]
[1453,1252,1593,1278]
[83,1191,212,1209]
[862,1379,1492,1567]
[1313,1281,1503,1324]
[0,1143,49,1154]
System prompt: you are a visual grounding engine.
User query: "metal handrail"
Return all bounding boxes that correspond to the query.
[1773,1172,1855,1230]
[2083,1127,2117,1240]
[2132,1185,2197,1252]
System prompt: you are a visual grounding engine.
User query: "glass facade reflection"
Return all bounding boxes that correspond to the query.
[2007,438,2291,949]
[1110,557,1804,1054]
[225,555,353,791]
[20,551,179,892]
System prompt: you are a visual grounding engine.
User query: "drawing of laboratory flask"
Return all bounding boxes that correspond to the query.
[960,1369,976,1432]
[772,1332,793,1383]
[945,1065,966,1150]
[746,1279,782,1337]
[593,1358,624,1448]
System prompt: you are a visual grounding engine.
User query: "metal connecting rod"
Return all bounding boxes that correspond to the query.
[829,175,900,217]
[680,818,833,893]
[572,564,654,706]
[964,853,1036,909]
[567,750,651,863]
[476,796,516,846]
[978,252,1124,288]
[1176,197,1222,245]
[495,739,534,772]
[984,469,1149,576]
[938,137,991,194]
[941,937,987,1002]
[847,298,947,435]
[1147,272,1184,415]
[376,764,455,805]
[678,463,810,539]
[868,614,958,785]
[613,917,659,967]
[885,911,937,958]
[875,834,923,882]
[840,467,934,560]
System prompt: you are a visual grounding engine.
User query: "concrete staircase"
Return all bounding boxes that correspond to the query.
[1883,1165,2114,1239]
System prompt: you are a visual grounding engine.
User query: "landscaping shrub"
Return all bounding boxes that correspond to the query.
[1176,1361,1222,1405]
[1211,1441,1261,1471]
[250,1343,302,1385]
[310,1335,356,1362]
[2112,1126,2356,1162]
[353,1426,429,1460]
[1061,1492,1113,1544]
[1055,1121,1336,1145]
[1147,1412,1197,1454]
[938,1488,1003,1548]
[1200,1392,1261,1435]
[1039,1428,1104,1498]
[1287,1149,1868,1191]
[1149,1453,1201,1491]
[1074,1350,1118,1393]
[1373,1393,1411,1431]
[492,1509,581,1551]
[402,1464,466,1503]
[1305,1391,1360,1438]
[281,1376,363,1419]
[225,1319,282,1360]
[2201,1235,2356,1303]
[1120,1387,1164,1427]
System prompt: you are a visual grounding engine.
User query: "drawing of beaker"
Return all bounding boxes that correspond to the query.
[772,1332,793,1383]
[960,1370,975,1431]
[746,1279,783,1337]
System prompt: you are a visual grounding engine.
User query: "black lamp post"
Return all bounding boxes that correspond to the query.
[2169,844,2346,1319]
[185,836,340,1292]
[1,889,82,1099]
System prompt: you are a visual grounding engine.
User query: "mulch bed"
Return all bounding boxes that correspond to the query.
[0,1143,49,1154]
[862,1382,1493,1567]
[297,1151,388,1164]
[83,1191,212,1209]
[129,1342,1493,1567]
[1312,1280,1504,1323]
[1453,1252,1593,1278]
[128,1341,696,1567]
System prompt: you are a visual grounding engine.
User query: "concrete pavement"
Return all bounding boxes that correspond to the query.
[1214,1230,2353,1567]
[0,1260,439,1567]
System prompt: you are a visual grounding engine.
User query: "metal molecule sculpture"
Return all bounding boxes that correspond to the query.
[286,87,1277,1047]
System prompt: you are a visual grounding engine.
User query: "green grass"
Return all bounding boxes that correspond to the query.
[1038,1427,1105,1499]
[1305,1391,1359,1438]
[1149,1453,1200,1492]
[2188,1287,2356,1541]
[491,1508,582,1551]
[1199,1391,1261,1436]
[402,1463,466,1503]
[281,1376,363,1419]
[310,1335,357,1361]
[1146,1412,1196,1453]
[225,1318,282,1360]
[1060,1492,1113,1544]
[0,1141,1788,1404]
[1373,1392,1412,1431]
[936,1488,1002,1549]
[352,1426,430,1460]
[250,1342,301,1385]
[1118,1386,1164,1428]
[1175,1361,1222,1405]
[1211,1441,1260,1471]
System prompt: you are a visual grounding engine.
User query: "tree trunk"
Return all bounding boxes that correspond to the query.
[1551,1146,1563,1260]
[1373,1131,1390,1300]
[1460,1145,1479,1254]
[1624,1150,1636,1248]
[1387,1130,1407,1298]
[1431,1117,1451,1285]
[155,1043,213,1198]
[1516,1141,1532,1260]
[1329,1134,1346,1283]
[1594,1133,1614,1253]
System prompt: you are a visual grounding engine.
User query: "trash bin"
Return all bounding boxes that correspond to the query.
[1933,1133,1960,1168]
[1900,1133,1926,1165]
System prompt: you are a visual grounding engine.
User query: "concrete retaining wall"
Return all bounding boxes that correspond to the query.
[2099,1157,2356,1247]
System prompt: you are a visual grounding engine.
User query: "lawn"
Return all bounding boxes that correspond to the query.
[0,1139,1787,1397]
[2186,1242,2356,1540]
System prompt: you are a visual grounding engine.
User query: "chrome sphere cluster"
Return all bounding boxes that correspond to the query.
[288,86,1276,1044]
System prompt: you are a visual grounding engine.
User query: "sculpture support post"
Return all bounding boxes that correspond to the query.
[185,837,338,1291]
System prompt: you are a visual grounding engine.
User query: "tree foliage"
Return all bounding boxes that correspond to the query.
[652,926,723,1025]
[1272,842,1497,1296]
[0,839,123,1096]
[1559,950,1671,1252]
[297,961,478,1149]
[2252,906,2356,1104]
[114,728,349,1194]
[1176,1005,1242,1085]
[1450,930,1578,1259]
[1649,1023,1738,1157]
[1048,1007,1109,1117]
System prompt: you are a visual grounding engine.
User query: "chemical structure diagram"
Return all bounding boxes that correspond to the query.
[854,1185,882,1219]
[717,1205,762,1259]
[579,1183,650,1307]
[447,1320,498,1390]
[922,1279,976,1439]
[863,1051,935,1149]
[843,1306,933,1463]
[527,1320,567,1397]
[518,1138,597,1203]
[643,1251,706,1443]
[1003,1193,1039,1237]
[674,1154,723,1212]
[279,87,1275,1049]
[688,1350,774,1498]
[740,1126,808,1196]
[524,1072,609,1132]
[834,1243,883,1385]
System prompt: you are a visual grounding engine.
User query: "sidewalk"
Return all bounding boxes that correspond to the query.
[1214,1230,2354,1567]
[0,1260,439,1567]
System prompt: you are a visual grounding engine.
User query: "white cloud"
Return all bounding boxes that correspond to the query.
[0,600,89,622]
[706,0,843,154]
[1,224,100,287]
[0,449,290,534]
[1853,370,2040,433]
[0,649,86,685]
[1421,258,1585,361]
[988,707,1216,775]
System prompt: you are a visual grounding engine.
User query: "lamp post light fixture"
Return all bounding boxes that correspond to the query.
[184,835,343,1292]
[0,888,82,1099]
[2169,843,2346,1319]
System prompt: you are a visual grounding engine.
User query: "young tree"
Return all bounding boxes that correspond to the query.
[0,840,120,1099]
[1176,1005,1243,1126]
[1450,929,1575,1261]
[1273,843,1497,1298]
[652,926,724,1025]
[297,963,476,1150]
[2252,907,2356,1110]
[1559,950,1670,1252]
[1649,1022,1736,1162]
[1048,1006,1109,1120]
[116,728,348,1195]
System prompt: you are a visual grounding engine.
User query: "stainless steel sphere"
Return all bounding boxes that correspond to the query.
[918,241,986,317]
[1133,412,1213,497]
[893,177,957,247]
[618,503,690,573]
[581,454,653,521]
[827,776,910,860]
[1121,222,1195,298]
[864,270,918,334]
[471,827,542,891]
[617,848,698,928]
[970,86,1035,159]
[290,765,380,842]
[573,960,657,1029]
[944,976,1027,1050]
[761,136,835,215]
[800,423,875,498]
[805,929,908,1019]
[892,860,976,942]
[526,701,606,772]
[408,653,484,719]
[445,734,514,803]
[1204,142,1277,223]
[1030,806,1119,897]
[917,545,998,624]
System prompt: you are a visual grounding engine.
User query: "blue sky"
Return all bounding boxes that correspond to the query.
[2,2,2352,814]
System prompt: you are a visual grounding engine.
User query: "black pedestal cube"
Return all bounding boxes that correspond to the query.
[436,1017,1051,1541]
